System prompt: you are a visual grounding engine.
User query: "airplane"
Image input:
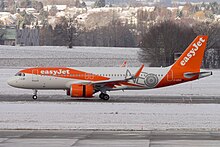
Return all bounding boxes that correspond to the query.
[7,35,212,100]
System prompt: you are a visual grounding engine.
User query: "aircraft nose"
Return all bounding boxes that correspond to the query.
[7,78,17,87]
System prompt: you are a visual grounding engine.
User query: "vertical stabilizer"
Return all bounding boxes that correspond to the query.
[156,36,208,88]
[172,35,208,72]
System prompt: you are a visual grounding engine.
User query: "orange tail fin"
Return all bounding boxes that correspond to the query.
[156,36,208,88]
[172,35,208,72]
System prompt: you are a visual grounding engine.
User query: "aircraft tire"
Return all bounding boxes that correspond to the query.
[99,93,105,99]
[102,94,110,101]
[32,95,38,100]
[99,93,110,101]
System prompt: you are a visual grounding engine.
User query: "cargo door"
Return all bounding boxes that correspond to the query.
[167,70,173,81]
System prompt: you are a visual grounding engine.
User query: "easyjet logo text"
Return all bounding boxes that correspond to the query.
[40,69,70,75]
[180,37,205,66]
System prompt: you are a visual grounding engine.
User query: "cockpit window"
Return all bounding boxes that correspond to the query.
[15,72,21,76]
[15,72,25,76]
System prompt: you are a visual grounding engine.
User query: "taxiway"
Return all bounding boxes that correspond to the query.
[0,130,220,147]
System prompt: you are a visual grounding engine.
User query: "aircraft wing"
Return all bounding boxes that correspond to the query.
[92,79,129,86]
[66,65,144,89]
[92,64,144,88]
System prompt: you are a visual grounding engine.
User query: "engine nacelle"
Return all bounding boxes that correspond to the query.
[70,84,94,97]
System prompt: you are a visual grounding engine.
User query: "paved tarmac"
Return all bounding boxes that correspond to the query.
[0,130,220,147]
[1,94,220,104]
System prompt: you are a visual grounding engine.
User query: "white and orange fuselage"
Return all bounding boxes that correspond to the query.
[8,67,170,90]
[7,36,212,100]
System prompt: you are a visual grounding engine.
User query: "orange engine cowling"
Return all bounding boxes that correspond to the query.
[70,84,94,97]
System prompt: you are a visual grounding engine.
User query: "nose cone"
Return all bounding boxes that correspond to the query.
[7,78,17,87]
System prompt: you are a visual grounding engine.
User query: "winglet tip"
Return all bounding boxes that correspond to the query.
[134,64,145,78]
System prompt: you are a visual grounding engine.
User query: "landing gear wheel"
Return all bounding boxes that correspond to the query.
[99,93,105,99]
[32,95,37,100]
[32,89,38,100]
[99,93,110,101]
[102,94,110,101]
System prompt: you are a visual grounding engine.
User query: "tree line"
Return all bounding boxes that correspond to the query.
[39,16,136,48]
[39,17,220,69]
[139,20,220,69]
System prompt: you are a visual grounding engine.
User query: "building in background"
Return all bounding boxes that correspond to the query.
[0,25,16,46]
[0,25,39,46]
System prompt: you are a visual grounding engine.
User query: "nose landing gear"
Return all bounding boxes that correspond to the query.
[32,90,38,100]
[99,93,110,101]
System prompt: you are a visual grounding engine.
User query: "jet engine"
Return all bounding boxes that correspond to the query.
[70,84,94,97]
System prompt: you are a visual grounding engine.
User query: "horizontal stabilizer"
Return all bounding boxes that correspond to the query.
[184,71,212,79]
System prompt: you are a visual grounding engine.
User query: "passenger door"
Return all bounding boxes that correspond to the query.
[32,69,39,82]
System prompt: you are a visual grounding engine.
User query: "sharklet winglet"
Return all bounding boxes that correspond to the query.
[134,64,144,78]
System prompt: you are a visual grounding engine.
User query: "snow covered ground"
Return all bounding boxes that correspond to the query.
[0,46,138,59]
[0,45,140,67]
[1,68,218,131]
[0,45,219,96]
[0,101,220,130]
[0,45,219,130]
[1,68,218,130]
[1,45,218,97]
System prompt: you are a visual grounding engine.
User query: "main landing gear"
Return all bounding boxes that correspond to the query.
[32,89,38,100]
[99,93,110,101]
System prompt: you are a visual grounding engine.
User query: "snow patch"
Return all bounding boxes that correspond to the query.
[0,102,220,130]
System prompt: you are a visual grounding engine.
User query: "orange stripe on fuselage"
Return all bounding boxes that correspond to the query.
[20,67,110,81]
